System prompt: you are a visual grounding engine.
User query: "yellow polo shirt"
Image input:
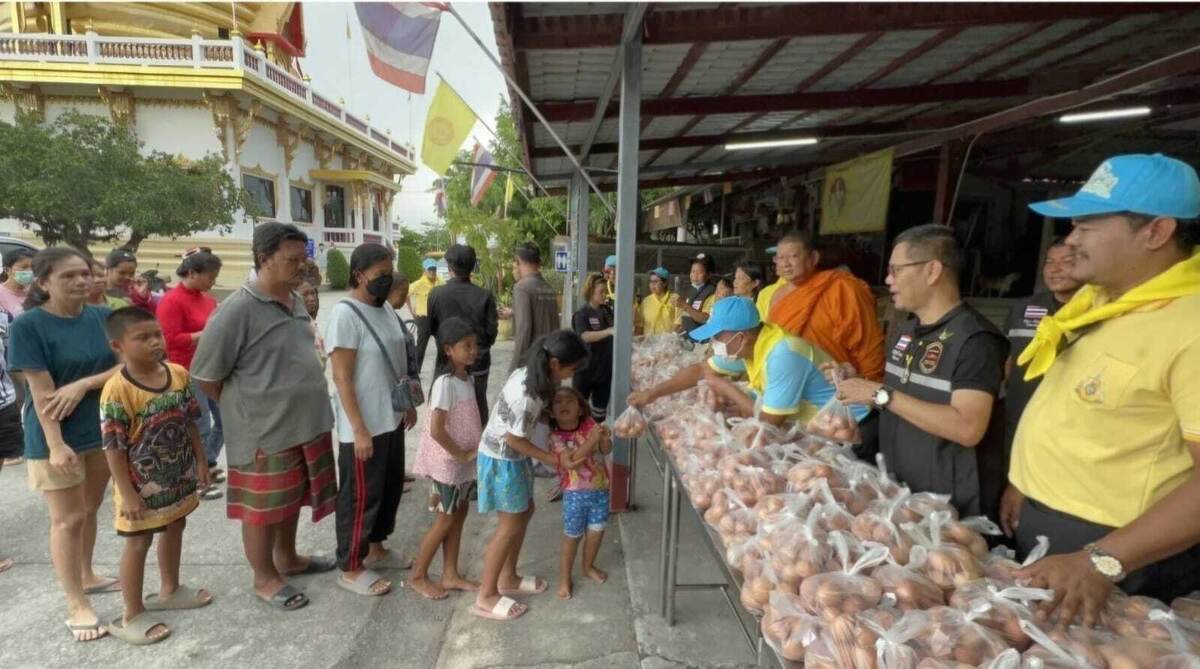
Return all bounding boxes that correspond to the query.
[409,274,437,317]
[640,292,679,336]
[756,278,786,322]
[1009,294,1200,528]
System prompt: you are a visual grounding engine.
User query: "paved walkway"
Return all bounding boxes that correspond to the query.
[0,292,757,668]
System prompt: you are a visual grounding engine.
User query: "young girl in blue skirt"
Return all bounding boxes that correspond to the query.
[472,330,589,622]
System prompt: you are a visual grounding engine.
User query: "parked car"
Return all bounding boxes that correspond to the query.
[0,237,39,266]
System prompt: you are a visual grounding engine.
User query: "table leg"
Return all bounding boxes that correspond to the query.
[658,459,673,616]
[665,475,682,626]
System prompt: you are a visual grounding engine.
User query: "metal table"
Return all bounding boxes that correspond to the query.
[643,428,785,669]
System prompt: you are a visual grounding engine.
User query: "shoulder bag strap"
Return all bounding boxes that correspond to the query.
[339,300,401,384]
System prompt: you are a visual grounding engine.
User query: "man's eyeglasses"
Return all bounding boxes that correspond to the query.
[887,259,933,276]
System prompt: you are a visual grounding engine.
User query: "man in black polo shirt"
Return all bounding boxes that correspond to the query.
[1001,239,1081,454]
[675,253,717,335]
[428,244,498,420]
[836,224,1009,519]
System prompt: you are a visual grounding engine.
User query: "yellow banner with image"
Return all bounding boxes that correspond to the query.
[820,147,893,235]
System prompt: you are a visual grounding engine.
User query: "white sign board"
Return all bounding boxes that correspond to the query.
[554,249,569,273]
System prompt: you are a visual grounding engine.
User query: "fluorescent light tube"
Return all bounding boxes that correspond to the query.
[724,137,819,151]
[1059,107,1151,123]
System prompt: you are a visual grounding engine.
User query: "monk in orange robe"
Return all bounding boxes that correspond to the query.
[757,231,885,380]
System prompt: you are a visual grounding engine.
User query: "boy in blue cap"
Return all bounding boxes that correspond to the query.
[627,296,866,427]
[993,154,1200,625]
[408,257,440,373]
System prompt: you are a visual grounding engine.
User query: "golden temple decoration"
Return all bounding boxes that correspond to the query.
[203,91,235,162]
[314,137,334,169]
[97,86,136,127]
[232,99,261,160]
[0,83,45,122]
[276,121,300,176]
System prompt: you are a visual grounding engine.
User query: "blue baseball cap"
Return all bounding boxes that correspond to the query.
[1029,154,1200,220]
[604,255,617,268]
[688,296,760,342]
[649,267,669,281]
[422,258,438,270]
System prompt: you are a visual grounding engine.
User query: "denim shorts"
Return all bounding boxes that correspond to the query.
[562,489,609,538]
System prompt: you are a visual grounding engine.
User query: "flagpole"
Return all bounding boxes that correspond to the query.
[436,72,551,199]
[442,5,615,216]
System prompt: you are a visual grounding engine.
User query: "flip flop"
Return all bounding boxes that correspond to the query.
[145,584,213,611]
[0,557,13,575]
[257,583,308,611]
[108,613,170,646]
[336,570,391,597]
[498,575,547,596]
[199,485,223,500]
[363,550,413,571]
[65,619,107,642]
[281,554,336,576]
[83,577,121,594]
[470,596,526,621]
[209,468,226,483]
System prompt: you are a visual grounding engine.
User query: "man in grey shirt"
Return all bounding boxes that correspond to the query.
[192,222,337,612]
[506,242,560,376]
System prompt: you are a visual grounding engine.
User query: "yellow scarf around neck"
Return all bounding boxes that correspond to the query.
[1018,251,1200,380]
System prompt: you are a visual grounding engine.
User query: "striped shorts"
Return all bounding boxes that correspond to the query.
[226,433,338,526]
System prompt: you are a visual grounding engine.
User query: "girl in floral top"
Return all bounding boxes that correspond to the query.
[409,318,481,601]
[547,387,612,600]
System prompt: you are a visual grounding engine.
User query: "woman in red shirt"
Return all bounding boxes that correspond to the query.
[157,248,224,499]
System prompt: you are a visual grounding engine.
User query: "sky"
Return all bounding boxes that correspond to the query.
[300,2,508,230]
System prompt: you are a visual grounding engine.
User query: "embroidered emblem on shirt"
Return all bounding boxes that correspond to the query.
[1076,373,1104,403]
[938,329,954,342]
[891,334,912,361]
[1080,161,1118,199]
[692,300,704,309]
[588,317,601,328]
[919,342,944,374]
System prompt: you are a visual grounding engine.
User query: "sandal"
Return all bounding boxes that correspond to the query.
[199,484,223,500]
[83,576,121,594]
[108,613,170,646]
[498,575,548,596]
[257,583,308,611]
[336,570,391,597]
[470,596,527,621]
[281,554,336,576]
[65,619,108,642]
[145,584,213,611]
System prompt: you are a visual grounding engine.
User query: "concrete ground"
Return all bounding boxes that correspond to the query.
[0,291,757,668]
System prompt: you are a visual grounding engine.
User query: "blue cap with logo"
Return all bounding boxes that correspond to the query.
[604,255,617,268]
[1029,153,1200,220]
[688,296,760,342]
[422,258,438,270]
[649,267,669,281]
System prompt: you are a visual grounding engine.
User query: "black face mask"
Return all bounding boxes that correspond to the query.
[365,274,394,305]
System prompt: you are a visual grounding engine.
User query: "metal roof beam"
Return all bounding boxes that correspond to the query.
[891,44,1200,158]
[511,3,1185,50]
[578,3,647,162]
[542,77,1033,122]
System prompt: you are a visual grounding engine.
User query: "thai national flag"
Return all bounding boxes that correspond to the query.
[355,3,447,94]
[470,143,498,207]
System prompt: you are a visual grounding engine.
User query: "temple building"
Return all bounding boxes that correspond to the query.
[0,2,417,283]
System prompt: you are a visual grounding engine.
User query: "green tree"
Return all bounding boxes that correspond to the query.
[326,248,349,289]
[394,243,422,281]
[0,109,248,253]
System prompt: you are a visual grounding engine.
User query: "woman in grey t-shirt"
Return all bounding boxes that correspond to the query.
[326,244,416,597]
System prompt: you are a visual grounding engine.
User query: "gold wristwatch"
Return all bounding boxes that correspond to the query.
[1084,543,1126,582]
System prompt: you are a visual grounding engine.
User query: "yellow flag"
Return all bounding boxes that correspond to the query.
[820,147,893,235]
[504,173,515,208]
[421,81,476,176]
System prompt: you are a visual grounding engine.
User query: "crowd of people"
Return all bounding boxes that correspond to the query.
[1,152,1198,645]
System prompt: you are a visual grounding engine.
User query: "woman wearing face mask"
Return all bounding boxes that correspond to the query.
[325,243,416,596]
[0,247,37,316]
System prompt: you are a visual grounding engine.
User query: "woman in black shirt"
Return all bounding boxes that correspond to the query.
[570,273,613,422]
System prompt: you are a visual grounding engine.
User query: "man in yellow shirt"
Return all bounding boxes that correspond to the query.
[407,258,439,373]
[1002,154,1200,625]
